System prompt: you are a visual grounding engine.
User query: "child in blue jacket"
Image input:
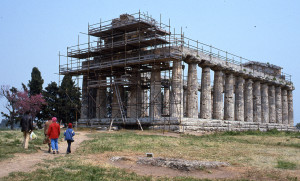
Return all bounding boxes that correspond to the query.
[64,123,75,154]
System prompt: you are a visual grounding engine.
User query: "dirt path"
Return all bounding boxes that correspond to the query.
[0,131,90,178]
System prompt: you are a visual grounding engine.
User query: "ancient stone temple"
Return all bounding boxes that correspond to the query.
[59,12,295,131]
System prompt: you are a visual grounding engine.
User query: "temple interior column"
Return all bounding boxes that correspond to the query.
[275,86,282,124]
[187,63,198,118]
[150,64,162,118]
[282,89,288,125]
[111,76,124,118]
[235,76,245,121]
[163,88,170,115]
[268,85,276,123]
[261,83,269,123]
[224,73,234,121]
[287,90,294,126]
[128,70,142,118]
[244,79,253,122]
[212,70,223,120]
[81,75,88,119]
[141,89,149,117]
[96,76,107,119]
[200,66,211,119]
[170,60,183,118]
[253,81,262,123]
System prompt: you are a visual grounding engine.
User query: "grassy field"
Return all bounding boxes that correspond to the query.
[1,129,300,181]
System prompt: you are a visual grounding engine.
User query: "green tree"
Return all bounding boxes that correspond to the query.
[296,123,300,130]
[41,82,60,121]
[58,75,81,125]
[28,67,44,96]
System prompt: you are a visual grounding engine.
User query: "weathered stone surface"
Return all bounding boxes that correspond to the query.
[200,67,211,119]
[261,83,269,123]
[268,85,276,123]
[137,157,229,171]
[96,76,107,119]
[282,89,288,125]
[213,70,223,120]
[187,63,198,118]
[163,88,170,115]
[141,89,149,117]
[112,76,124,118]
[275,86,282,124]
[150,64,162,118]
[128,69,142,118]
[224,73,234,120]
[287,90,294,126]
[235,76,244,121]
[170,60,183,118]
[244,79,253,122]
[81,75,88,119]
[253,81,261,123]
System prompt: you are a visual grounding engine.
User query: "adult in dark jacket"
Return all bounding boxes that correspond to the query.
[64,123,75,154]
[47,117,60,154]
[20,112,33,149]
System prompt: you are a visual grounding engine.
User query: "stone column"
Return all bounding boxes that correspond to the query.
[128,70,142,118]
[141,89,149,117]
[287,90,294,126]
[213,70,223,120]
[244,79,253,122]
[163,88,170,115]
[170,60,183,118]
[253,81,261,123]
[80,75,88,119]
[268,85,276,123]
[183,88,187,116]
[261,83,269,123]
[96,76,107,119]
[150,64,162,118]
[111,78,124,118]
[282,89,288,125]
[275,86,282,124]
[224,73,234,121]
[200,66,211,119]
[186,63,198,118]
[235,76,245,121]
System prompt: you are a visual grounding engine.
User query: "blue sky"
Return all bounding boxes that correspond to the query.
[0,0,299,125]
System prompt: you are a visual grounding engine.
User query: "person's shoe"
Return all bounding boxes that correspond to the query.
[56,151,59,154]
[53,151,55,154]
[48,149,51,153]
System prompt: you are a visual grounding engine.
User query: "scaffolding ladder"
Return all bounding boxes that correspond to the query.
[109,83,126,131]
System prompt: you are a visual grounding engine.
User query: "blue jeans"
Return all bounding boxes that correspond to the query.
[51,138,59,151]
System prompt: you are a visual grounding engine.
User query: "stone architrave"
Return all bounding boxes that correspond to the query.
[235,76,245,121]
[224,73,234,121]
[282,89,288,125]
[287,90,294,126]
[150,64,162,118]
[96,76,107,119]
[275,86,282,124]
[268,85,276,123]
[186,63,198,118]
[213,70,223,120]
[261,83,269,123]
[170,60,183,118]
[244,79,253,122]
[200,66,211,119]
[253,81,261,123]
[81,75,88,119]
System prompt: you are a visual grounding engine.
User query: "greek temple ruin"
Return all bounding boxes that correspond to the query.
[59,12,296,131]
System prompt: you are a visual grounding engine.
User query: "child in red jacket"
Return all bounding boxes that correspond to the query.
[47,117,60,154]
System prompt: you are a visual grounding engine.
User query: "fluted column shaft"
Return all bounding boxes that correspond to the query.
[141,89,149,117]
[275,87,282,124]
[187,63,198,118]
[96,76,107,119]
[282,89,288,125]
[170,60,183,118]
[253,81,261,123]
[150,64,162,118]
[213,70,223,119]
[235,76,245,121]
[128,70,142,118]
[268,85,276,123]
[224,73,234,120]
[244,79,253,122]
[287,90,294,126]
[163,88,170,115]
[261,83,269,123]
[81,75,88,119]
[200,66,211,119]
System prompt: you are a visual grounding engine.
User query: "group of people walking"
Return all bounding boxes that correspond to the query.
[21,114,75,154]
